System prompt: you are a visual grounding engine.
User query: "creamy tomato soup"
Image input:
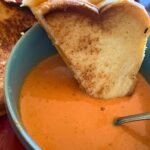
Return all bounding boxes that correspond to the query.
[20,55,150,150]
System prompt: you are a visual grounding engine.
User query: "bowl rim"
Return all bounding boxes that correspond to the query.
[4,22,150,150]
[4,23,41,150]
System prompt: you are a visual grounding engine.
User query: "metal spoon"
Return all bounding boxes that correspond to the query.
[114,112,150,126]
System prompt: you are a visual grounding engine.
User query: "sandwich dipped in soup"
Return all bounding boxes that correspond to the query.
[23,0,150,99]
[19,0,150,150]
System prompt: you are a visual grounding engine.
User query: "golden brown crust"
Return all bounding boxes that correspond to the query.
[100,1,150,28]
[32,0,150,25]
[33,0,99,19]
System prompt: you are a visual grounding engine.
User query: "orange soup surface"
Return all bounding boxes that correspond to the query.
[20,55,150,150]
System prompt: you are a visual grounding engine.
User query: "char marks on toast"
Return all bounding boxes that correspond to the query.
[0,0,35,115]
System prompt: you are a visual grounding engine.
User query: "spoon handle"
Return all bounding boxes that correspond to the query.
[114,112,150,126]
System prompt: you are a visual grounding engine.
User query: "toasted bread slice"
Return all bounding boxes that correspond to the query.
[0,0,35,116]
[22,0,105,7]
[27,0,150,99]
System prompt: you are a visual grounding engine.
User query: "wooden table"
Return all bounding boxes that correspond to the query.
[0,116,25,150]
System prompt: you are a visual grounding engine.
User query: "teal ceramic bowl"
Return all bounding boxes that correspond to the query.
[4,23,150,150]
